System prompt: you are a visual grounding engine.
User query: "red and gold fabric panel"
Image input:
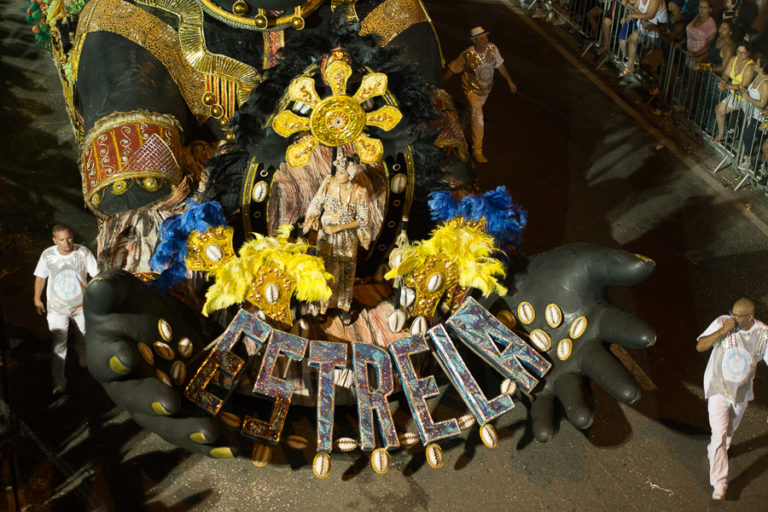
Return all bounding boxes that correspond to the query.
[204,75,238,122]
[263,30,285,70]
[431,89,469,161]
[81,111,183,209]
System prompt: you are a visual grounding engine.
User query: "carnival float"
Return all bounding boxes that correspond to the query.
[28,0,656,477]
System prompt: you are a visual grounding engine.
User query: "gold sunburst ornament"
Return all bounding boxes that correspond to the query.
[271,60,403,168]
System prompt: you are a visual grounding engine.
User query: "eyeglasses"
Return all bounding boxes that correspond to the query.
[729,310,752,318]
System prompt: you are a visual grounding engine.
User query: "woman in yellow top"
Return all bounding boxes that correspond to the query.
[712,41,755,144]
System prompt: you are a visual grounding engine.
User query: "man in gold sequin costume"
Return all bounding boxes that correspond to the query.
[443,26,517,163]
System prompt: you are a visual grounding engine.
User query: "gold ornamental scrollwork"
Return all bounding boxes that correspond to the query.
[195,0,324,31]
[136,0,261,106]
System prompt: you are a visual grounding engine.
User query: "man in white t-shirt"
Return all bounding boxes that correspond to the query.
[696,297,768,500]
[442,26,517,163]
[33,225,100,395]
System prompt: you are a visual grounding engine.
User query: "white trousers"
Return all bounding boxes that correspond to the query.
[466,91,489,153]
[707,394,748,489]
[47,311,86,387]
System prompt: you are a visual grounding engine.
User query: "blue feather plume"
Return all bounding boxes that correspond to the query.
[427,186,527,250]
[428,190,460,222]
[150,200,227,291]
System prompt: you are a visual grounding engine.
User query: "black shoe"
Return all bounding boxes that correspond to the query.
[52,384,66,396]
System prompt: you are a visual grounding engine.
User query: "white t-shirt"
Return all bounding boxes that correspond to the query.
[697,315,768,403]
[34,245,99,315]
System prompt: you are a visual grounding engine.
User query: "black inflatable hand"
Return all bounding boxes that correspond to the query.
[500,243,656,442]
[84,270,236,458]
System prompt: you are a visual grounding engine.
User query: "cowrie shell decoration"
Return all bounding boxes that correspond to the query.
[569,316,588,339]
[529,329,552,352]
[517,302,535,324]
[545,303,562,328]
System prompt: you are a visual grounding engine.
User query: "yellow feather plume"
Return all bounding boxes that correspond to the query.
[384,218,507,297]
[202,225,333,316]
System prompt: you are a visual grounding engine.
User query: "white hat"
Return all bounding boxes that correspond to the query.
[470,26,489,39]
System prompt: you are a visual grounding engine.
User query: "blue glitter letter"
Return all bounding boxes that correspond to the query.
[309,341,347,453]
[429,324,514,424]
[353,343,400,450]
[244,330,308,443]
[184,309,272,415]
[390,335,460,444]
[446,297,551,393]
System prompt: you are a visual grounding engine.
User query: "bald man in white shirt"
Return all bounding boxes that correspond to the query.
[34,225,100,395]
[696,297,768,500]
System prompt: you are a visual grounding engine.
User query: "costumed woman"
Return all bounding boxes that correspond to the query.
[304,153,371,324]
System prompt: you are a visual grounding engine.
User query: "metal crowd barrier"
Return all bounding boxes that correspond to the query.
[582,0,661,73]
[536,0,664,72]
[661,46,768,190]
[528,0,594,37]
[578,1,639,70]
[526,0,768,191]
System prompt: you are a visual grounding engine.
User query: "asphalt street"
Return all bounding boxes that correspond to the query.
[2,0,768,510]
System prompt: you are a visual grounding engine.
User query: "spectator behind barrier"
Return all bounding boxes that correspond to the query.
[705,22,737,74]
[663,0,688,46]
[617,1,639,66]
[588,0,619,56]
[619,0,669,79]
[736,0,758,30]
[712,41,754,143]
[681,0,700,20]
[720,0,759,42]
[685,1,717,65]
[720,0,740,24]
[587,2,605,39]
[738,55,768,172]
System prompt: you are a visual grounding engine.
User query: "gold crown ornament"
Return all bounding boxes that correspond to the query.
[245,264,297,326]
[385,218,508,319]
[185,226,236,272]
[404,256,459,318]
